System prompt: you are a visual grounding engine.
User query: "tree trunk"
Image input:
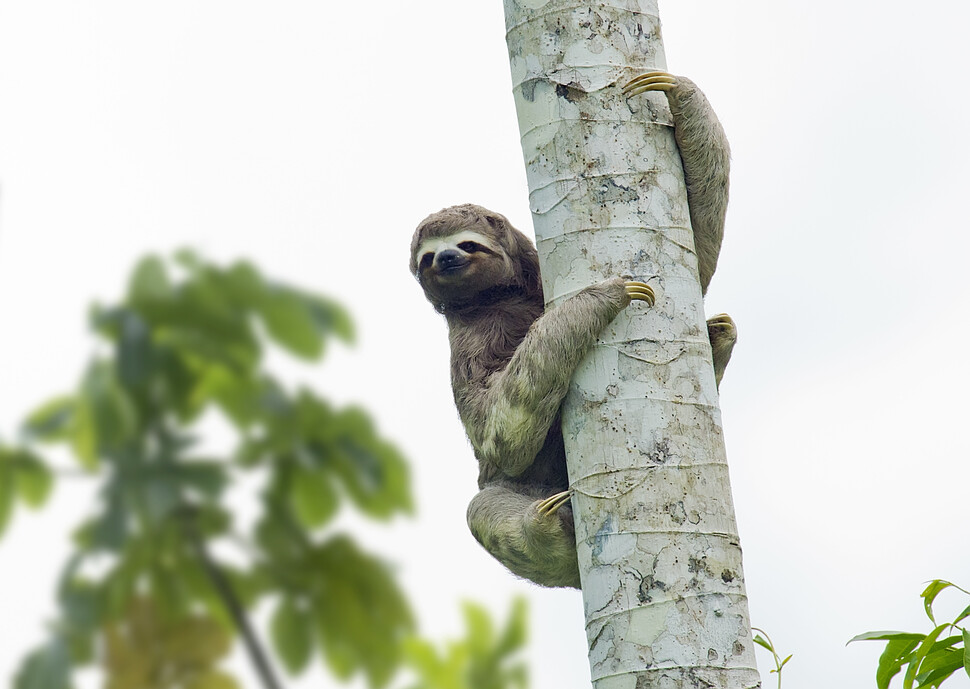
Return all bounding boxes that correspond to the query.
[502,1,761,686]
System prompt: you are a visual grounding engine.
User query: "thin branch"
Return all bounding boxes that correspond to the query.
[182,510,285,689]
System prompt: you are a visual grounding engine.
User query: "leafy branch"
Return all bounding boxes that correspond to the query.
[6,252,413,689]
[850,580,970,689]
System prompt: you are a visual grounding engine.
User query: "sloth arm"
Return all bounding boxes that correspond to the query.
[462,278,633,478]
[667,77,730,295]
[623,72,730,294]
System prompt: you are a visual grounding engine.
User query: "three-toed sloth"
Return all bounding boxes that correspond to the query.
[409,72,736,588]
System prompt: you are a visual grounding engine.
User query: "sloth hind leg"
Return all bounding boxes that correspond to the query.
[707,313,737,388]
[467,485,581,589]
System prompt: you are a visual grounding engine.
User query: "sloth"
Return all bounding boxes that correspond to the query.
[410,71,736,588]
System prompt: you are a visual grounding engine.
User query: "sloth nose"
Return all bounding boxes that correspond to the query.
[436,249,467,271]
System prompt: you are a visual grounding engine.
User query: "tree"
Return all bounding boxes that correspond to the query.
[501,2,760,686]
[0,252,528,689]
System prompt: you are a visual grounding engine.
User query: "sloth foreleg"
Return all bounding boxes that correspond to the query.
[623,71,730,295]
[467,279,654,478]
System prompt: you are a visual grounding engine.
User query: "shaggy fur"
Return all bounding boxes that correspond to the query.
[410,75,736,588]
[665,76,731,294]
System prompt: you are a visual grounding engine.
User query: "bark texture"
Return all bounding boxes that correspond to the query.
[502,1,761,686]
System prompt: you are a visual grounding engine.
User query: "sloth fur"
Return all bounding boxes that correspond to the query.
[410,75,735,588]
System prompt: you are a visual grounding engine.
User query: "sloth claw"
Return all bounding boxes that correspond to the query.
[707,313,736,331]
[624,280,655,306]
[622,70,678,97]
[536,490,572,518]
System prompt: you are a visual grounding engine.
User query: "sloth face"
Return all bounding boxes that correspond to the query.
[411,204,541,312]
[412,230,515,307]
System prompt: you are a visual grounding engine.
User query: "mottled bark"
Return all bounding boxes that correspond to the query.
[502,1,760,686]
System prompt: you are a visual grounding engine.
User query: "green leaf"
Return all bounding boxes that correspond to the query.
[0,460,14,539]
[22,396,76,442]
[71,396,97,468]
[258,287,323,359]
[290,465,338,529]
[304,294,354,344]
[494,597,528,658]
[311,536,414,687]
[324,405,412,519]
[15,455,53,508]
[875,637,921,689]
[964,629,970,680]
[404,599,529,689]
[270,597,314,675]
[914,647,964,687]
[128,255,172,306]
[60,578,104,633]
[905,624,950,689]
[14,638,72,689]
[116,310,153,387]
[850,631,927,643]
[955,605,970,626]
[463,601,495,655]
[73,361,138,466]
[86,493,129,551]
[175,462,228,500]
[222,261,264,305]
[753,633,773,651]
[922,581,954,625]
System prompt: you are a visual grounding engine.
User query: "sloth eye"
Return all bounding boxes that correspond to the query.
[419,252,434,269]
[457,242,480,253]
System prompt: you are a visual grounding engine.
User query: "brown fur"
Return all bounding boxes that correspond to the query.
[412,204,632,587]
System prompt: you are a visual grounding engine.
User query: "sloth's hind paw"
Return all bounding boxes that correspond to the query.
[535,490,572,518]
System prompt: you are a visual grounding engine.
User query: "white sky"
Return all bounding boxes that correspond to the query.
[1,1,969,688]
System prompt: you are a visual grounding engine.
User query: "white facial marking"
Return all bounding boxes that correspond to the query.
[416,231,496,260]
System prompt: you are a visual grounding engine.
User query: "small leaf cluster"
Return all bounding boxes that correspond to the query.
[5,253,415,688]
[850,580,970,689]
[404,599,529,689]
[752,627,792,689]
[0,445,51,539]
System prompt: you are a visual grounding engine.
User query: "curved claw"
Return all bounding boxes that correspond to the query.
[707,313,736,331]
[622,70,678,98]
[624,280,656,306]
[536,490,572,518]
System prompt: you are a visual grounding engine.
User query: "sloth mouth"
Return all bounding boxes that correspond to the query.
[437,262,470,276]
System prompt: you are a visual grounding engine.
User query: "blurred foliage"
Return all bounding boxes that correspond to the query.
[101,597,238,689]
[404,599,528,689]
[850,580,970,689]
[1,253,530,689]
[0,445,51,538]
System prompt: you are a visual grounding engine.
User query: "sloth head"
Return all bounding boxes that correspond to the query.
[410,204,541,312]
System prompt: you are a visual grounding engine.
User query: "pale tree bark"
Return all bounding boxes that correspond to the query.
[502,1,761,687]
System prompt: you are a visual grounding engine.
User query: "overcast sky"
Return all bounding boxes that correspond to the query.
[1,1,969,688]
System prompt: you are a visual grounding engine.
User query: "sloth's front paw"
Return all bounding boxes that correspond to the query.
[624,281,655,306]
[622,70,678,97]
